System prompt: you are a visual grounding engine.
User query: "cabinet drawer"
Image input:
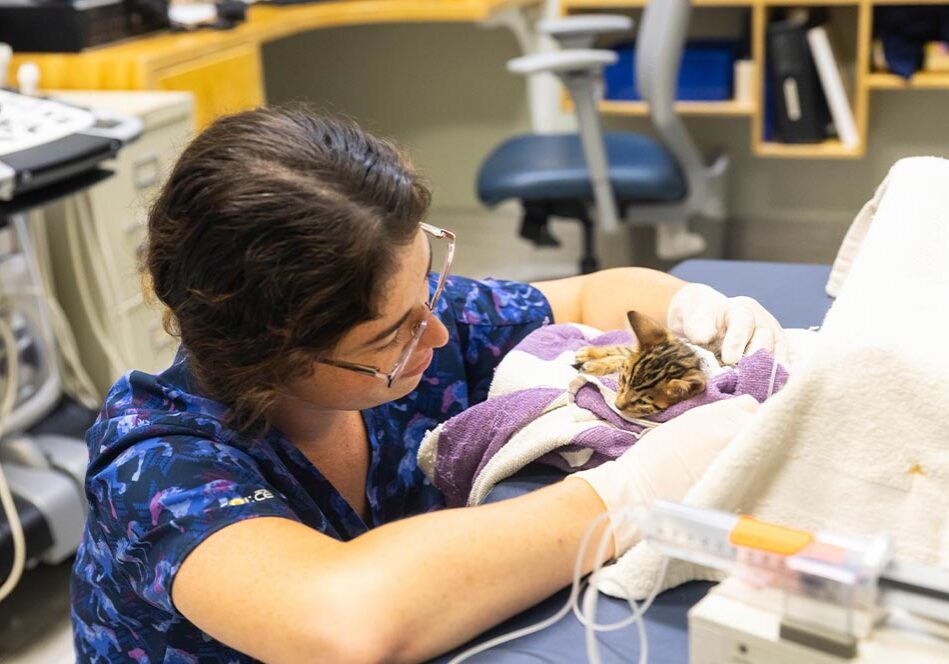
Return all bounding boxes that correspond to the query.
[127,301,178,374]
[122,117,193,209]
[154,44,265,129]
[84,118,192,303]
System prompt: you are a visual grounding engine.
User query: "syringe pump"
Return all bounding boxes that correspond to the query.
[639,501,949,663]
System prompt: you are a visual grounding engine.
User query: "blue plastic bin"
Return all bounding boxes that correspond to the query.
[604,40,740,101]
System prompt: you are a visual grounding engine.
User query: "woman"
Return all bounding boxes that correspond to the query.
[71,107,782,663]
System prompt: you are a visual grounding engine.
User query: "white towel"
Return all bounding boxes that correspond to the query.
[601,157,949,600]
[826,173,889,297]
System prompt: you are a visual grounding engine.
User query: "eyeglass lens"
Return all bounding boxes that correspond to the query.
[387,228,453,384]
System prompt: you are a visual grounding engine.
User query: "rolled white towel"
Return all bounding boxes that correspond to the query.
[826,173,889,298]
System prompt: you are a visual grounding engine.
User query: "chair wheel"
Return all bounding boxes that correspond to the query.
[519,214,561,247]
[535,224,560,247]
[580,256,599,274]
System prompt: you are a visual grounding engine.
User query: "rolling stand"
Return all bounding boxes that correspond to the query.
[0,89,141,595]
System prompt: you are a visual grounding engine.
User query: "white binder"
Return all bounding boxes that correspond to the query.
[807,26,860,148]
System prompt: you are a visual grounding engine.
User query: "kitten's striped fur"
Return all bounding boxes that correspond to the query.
[573,311,707,417]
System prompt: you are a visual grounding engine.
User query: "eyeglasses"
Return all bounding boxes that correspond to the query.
[319,223,455,387]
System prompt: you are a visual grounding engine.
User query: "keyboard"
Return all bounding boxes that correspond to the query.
[0,89,142,201]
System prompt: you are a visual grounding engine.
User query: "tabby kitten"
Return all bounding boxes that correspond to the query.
[573,311,707,417]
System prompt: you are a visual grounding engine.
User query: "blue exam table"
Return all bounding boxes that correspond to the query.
[434,260,834,663]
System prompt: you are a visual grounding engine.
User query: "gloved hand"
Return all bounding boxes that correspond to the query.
[570,395,760,556]
[667,283,790,366]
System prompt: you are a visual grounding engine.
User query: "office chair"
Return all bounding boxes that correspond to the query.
[477,0,729,273]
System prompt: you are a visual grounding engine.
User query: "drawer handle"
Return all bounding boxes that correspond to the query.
[133,153,161,190]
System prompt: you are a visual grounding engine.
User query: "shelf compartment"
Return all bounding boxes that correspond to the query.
[598,98,756,116]
[563,0,756,7]
[866,72,949,89]
[754,139,864,158]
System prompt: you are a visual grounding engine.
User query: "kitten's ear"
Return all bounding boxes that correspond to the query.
[627,311,669,348]
[665,377,706,400]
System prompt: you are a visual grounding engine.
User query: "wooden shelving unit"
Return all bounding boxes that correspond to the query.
[598,99,756,116]
[562,0,949,159]
[755,139,863,158]
[566,0,754,7]
[866,72,949,89]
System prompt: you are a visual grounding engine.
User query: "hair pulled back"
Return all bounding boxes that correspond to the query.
[145,106,431,430]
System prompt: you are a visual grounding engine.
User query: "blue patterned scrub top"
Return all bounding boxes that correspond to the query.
[71,275,553,663]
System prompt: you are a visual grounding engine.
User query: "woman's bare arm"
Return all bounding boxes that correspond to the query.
[173,477,609,664]
[533,267,687,330]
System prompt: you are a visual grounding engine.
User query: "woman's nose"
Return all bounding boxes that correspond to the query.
[423,312,450,349]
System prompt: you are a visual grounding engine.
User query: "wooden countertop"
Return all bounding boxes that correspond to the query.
[13,0,536,75]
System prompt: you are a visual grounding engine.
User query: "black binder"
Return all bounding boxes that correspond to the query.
[766,20,832,144]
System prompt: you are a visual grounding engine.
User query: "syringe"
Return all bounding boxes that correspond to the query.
[639,501,949,624]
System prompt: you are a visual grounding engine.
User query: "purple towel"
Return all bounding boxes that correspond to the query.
[425,324,788,507]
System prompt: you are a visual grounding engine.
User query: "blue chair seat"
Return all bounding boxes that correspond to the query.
[477,132,687,206]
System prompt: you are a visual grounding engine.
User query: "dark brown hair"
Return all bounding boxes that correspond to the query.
[144,106,431,430]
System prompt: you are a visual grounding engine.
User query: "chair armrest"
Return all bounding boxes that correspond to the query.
[537,14,634,49]
[506,50,617,77]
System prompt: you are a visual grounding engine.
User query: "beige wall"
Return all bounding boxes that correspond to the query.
[263,23,949,272]
[263,24,530,209]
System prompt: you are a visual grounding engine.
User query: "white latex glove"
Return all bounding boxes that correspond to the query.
[667,283,790,366]
[571,395,760,556]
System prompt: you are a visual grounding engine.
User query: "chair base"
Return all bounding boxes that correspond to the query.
[656,222,707,260]
[520,201,599,274]
[518,199,708,274]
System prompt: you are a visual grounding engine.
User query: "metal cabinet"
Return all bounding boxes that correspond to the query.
[43,91,195,395]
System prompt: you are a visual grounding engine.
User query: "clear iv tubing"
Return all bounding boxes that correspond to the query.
[449,349,781,662]
[575,351,777,662]
[765,351,780,400]
[448,506,668,664]
[580,507,669,664]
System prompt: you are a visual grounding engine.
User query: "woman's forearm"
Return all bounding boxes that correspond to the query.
[533,267,687,329]
[337,478,611,663]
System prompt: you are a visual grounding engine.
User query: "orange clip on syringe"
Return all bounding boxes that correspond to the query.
[729,515,814,556]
